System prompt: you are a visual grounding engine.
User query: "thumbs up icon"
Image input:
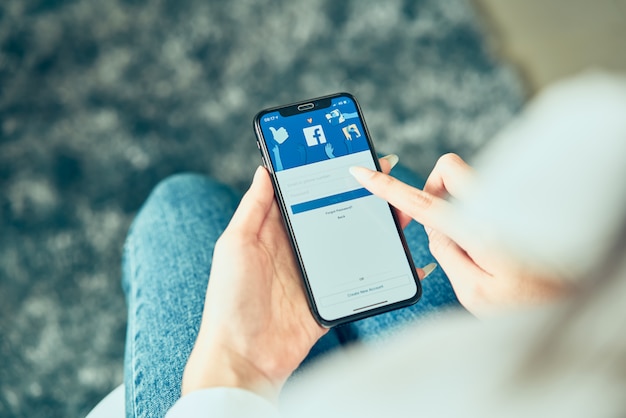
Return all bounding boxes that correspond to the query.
[269,126,289,144]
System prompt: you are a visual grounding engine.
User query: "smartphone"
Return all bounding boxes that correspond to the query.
[253,92,421,327]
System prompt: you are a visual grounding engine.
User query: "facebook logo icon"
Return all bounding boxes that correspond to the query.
[302,125,327,147]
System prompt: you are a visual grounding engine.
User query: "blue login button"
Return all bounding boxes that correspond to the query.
[291,188,372,214]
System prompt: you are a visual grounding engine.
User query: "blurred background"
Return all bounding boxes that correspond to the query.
[0,0,623,416]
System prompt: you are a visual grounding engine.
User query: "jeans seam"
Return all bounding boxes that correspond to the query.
[127,233,139,418]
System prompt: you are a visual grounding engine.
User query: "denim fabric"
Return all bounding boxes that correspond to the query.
[122,174,240,417]
[123,167,460,417]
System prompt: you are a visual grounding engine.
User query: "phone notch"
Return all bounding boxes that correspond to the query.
[297,103,315,111]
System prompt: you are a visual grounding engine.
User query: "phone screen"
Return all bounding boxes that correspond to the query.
[254,93,420,326]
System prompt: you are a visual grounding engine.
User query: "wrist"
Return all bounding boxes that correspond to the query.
[182,342,281,403]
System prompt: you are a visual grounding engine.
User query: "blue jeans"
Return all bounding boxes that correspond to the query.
[122,165,460,417]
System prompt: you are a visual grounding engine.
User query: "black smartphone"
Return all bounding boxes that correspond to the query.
[253,92,421,327]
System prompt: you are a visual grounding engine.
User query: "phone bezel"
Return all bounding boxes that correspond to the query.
[253,92,421,327]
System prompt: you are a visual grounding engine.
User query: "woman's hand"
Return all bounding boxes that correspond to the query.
[350,153,568,317]
[182,166,325,401]
[182,156,401,401]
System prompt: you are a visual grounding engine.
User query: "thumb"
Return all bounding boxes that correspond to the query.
[227,166,274,235]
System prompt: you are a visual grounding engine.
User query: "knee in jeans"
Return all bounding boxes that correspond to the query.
[126,173,209,240]
[122,173,215,292]
[148,173,211,206]
[131,173,237,233]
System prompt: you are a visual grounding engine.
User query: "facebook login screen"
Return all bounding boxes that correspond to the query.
[258,97,418,322]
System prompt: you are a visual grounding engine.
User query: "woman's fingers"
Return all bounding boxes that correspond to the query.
[350,163,490,312]
[424,153,475,200]
[378,154,398,175]
[415,263,438,280]
[395,209,413,229]
[349,166,465,246]
[426,229,491,314]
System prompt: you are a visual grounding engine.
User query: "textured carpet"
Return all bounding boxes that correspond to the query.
[0,0,524,416]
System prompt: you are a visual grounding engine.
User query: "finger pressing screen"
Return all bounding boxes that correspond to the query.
[349,166,464,245]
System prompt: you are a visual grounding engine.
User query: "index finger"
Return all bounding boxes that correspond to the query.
[349,166,466,245]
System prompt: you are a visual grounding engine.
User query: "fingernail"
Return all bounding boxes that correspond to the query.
[253,165,265,181]
[349,165,371,180]
[421,263,437,278]
[381,154,399,169]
